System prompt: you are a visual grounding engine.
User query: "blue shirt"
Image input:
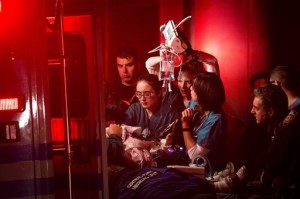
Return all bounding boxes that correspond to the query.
[188,100,198,108]
[289,97,300,110]
[192,110,227,171]
[194,111,225,149]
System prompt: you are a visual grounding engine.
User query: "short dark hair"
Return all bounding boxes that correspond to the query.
[176,61,205,80]
[181,61,204,74]
[192,71,225,111]
[249,72,270,90]
[115,47,141,81]
[116,47,139,62]
[137,74,163,93]
[253,84,288,121]
[270,65,300,94]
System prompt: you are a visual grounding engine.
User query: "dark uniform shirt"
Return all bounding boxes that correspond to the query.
[105,81,138,124]
[124,102,180,140]
[263,104,300,197]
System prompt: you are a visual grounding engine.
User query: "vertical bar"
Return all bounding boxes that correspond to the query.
[57,0,73,198]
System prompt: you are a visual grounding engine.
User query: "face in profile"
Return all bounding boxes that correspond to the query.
[116,56,138,86]
[177,71,193,99]
[251,96,272,124]
[136,81,161,111]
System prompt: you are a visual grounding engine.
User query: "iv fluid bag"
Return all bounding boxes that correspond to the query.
[159,59,174,81]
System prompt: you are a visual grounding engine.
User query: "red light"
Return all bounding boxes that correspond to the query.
[0,96,25,112]
[0,1,2,13]
[71,121,79,140]
[51,118,88,143]
[51,118,65,142]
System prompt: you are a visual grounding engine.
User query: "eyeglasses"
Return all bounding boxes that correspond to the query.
[135,91,154,98]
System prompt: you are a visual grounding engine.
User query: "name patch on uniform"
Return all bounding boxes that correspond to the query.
[126,170,158,190]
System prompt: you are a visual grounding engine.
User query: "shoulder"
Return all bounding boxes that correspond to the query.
[204,112,226,129]
[283,104,300,126]
[107,81,135,94]
[208,111,225,121]
[106,80,122,90]
[288,97,300,110]
[127,102,142,111]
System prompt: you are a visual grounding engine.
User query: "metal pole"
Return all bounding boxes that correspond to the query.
[57,0,73,198]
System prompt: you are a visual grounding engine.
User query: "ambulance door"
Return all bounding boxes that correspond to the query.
[0,0,54,198]
[46,15,108,199]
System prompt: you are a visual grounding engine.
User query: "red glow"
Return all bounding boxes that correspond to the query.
[51,118,64,142]
[192,1,269,122]
[71,121,79,140]
[0,1,2,13]
[51,118,87,143]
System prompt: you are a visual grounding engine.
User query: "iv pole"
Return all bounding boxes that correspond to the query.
[58,1,73,198]
[47,0,73,198]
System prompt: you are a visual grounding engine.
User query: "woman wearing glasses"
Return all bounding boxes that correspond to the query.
[124,74,182,146]
[121,74,189,167]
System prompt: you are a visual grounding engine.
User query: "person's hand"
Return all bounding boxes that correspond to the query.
[165,133,173,146]
[145,56,163,75]
[181,108,194,128]
[107,124,122,137]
